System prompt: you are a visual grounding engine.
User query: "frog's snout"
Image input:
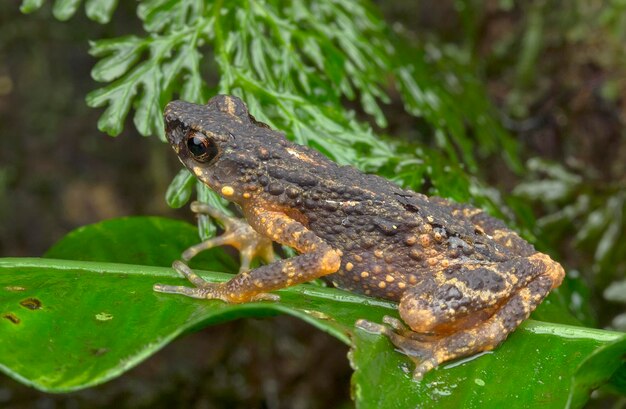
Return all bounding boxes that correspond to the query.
[163,101,187,124]
[163,101,190,145]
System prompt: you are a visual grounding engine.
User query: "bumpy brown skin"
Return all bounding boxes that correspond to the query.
[156,95,565,379]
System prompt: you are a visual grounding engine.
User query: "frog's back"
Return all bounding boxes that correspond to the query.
[258,139,537,298]
[251,134,481,251]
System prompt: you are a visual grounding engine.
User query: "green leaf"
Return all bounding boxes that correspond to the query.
[19,0,44,14]
[162,43,207,103]
[52,0,81,21]
[86,71,140,136]
[80,0,520,180]
[165,168,195,209]
[352,322,626,408]
[86,56,165,137]
[86,24,205,138]
[0,257,341,391]
[20,0,120,22]
[90,36,147,83]
[133,62,164,138]
[609,364,626,395]
[44,216,237,273]
[1,217,625,407]
[138,0,205,33]
[85,0,117,24]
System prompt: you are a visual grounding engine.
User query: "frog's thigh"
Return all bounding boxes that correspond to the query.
[399,253,562,334]
[393,272,557,378]
[449,201,535,256]
[222,209,341,302]
[433,274,553,362]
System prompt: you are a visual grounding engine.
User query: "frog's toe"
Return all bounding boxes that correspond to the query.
[155,260,226,301]
[181,248,197,261]
[387,332,435,363]
[355,318,391,336]
[153,283,218,300]
[356,318,415,340]
[412,358,438,381]
[172,260,209,287]
[390,335,438,379]
[250,292,280,302]
[357,317,421,340]
[382,315,409,332]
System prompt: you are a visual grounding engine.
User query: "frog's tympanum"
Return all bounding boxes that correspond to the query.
[155,95,565,379]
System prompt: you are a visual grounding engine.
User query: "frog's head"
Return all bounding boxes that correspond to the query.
[164,95,272,204]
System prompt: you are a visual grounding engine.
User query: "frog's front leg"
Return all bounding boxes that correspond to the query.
[357,253,564,379]
[181,201,275,272]
[154,207,341,303]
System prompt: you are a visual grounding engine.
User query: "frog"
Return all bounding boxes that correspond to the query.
[154,95,565,379]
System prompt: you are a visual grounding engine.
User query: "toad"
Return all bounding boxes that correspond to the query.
[154,95,565,379]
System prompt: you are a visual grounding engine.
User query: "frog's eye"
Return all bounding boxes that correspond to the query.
[186,133,219,163]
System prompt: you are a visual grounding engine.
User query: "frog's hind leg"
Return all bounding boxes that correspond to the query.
[357,253,564,379]
[182,201,275,272]
[358,273,555,379]
[444,200,536,256]
[397,255,555,335]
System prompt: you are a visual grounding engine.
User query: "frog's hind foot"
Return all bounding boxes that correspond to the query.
[183,201,275,272]
[356,317,438,380]
[153,260,279,303]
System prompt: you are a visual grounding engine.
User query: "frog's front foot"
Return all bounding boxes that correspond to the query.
[183,201,275,273]
[356,316,438,380]
[153,260,280,303]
